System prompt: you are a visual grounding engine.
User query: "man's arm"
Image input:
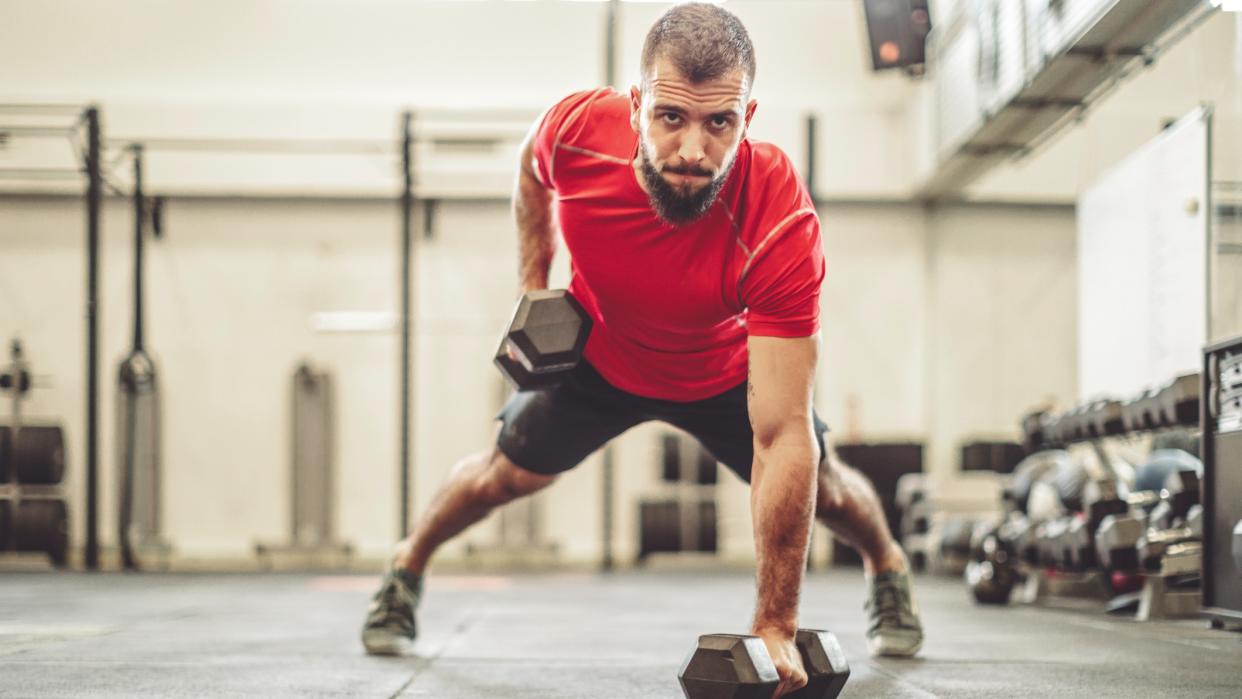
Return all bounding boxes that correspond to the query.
[513,122,556,293]
[748,333,820,695]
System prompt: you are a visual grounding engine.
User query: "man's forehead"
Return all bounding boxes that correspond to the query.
[644,60,749,109]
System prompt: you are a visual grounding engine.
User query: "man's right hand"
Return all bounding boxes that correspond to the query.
[754,627,808,697]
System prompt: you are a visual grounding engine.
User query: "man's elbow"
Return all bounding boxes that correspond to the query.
[752,421,818,466]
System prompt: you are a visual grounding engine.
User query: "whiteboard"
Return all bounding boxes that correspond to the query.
[1076,107,1210,400]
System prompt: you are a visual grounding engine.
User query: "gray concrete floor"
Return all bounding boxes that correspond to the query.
[0,568,1239,698]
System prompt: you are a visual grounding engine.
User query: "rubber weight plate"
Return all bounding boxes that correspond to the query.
[14,498,69,566]
[14,425,66,485]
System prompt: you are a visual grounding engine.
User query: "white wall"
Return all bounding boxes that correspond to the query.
[0,0,921,200]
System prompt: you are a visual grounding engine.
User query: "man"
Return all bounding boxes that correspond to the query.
[363,3,923,694]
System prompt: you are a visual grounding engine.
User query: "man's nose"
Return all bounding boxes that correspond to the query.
[675,126,707,166]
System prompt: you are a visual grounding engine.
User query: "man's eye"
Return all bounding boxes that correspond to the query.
[711,117,730,128]
[662,113,681,124]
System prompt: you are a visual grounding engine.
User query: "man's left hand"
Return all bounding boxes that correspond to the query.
[753,626,807,698]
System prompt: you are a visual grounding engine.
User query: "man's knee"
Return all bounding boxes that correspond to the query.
[477,449,557,503]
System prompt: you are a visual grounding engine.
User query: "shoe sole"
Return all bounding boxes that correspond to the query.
[867,634,923,658]
[361,631,415,656]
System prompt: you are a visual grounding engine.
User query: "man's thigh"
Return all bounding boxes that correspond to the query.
[495,361,647,476]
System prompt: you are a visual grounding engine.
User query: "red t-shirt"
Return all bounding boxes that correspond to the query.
[532,87,824,402]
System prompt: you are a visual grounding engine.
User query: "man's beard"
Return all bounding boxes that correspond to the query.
[639,145,733,226]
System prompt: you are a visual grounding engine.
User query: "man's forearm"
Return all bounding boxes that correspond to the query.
[513,168,556,292]
[751,440,818,634]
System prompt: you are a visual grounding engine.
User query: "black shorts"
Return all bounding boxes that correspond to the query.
[495,360,828,483]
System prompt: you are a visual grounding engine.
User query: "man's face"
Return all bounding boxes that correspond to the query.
[630,56,757,225]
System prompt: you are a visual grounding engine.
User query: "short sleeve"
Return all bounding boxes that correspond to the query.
[531,89,604,191]
[740,214,825,338]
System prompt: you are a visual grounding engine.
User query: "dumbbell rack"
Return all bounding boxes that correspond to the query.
[0,339,70,567]
[1011,369,1211,619]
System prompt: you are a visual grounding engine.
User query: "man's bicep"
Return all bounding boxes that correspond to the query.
[746,335,819,446]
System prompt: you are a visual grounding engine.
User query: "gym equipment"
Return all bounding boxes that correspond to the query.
[494,290,592,391]
[1081,479,1127,534]
[0,425,9,483]
[1232,520,1242,576]
[966,525,1019,604]
[1095,514,1145,571]
[12,498,69,566]
[959,441,1024,473]
[1137,525,1196,571]
[662,432,718,485]
[639,499,717,560]
[0,499,11,550]
[11,425,65,485]
[1155,373,1199,427]
[1050,457,1089,514]
[1005,450,1070,514]
[678,629,850,699]
[1063,517,1094,571]
[1087,399,1124,438]
[1201,337,1242,626]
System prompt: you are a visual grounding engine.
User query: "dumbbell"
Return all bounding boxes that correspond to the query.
[966,526,1019,605]
[1081,479,1127,534]
[1063,517,1095,571]
[1136,525,1196,571]
[679,629,850,699]
[494,290,592,391]
[1095,513,1145,571]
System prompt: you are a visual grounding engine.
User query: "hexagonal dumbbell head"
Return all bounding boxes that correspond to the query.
[788,629,850,698]
[494,290,592,391]
[679,634,778,699]
[1095,514,1143,571]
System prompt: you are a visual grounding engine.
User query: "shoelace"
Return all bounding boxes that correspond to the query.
[375,580,414,629]
[867,581,906,627]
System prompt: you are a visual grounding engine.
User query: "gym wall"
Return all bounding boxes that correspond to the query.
[0,191,1075,563]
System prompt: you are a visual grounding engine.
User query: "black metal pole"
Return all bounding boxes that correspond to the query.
[132,145,145,352]
[399,111,414,539]
[84,106,102,570]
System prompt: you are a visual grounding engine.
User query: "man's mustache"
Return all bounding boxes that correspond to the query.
[661,165,714,178]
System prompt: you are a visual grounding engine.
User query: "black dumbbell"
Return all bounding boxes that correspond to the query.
[494,290,592,391]
[1081,479,1127,534]
[679,629,850,699]
[1094,513,1145,571]
[966,526,1019,605]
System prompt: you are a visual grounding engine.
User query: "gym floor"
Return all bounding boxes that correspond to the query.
[1,568,1238,698]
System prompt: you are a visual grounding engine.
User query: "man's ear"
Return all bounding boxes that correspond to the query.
[743,99,758,132]
[629,85,642,133]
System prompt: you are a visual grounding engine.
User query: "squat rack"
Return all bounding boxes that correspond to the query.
[2,105,426,562]
[0,103,104,568]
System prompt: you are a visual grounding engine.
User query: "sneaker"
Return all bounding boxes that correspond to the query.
[361,568,422,655]
[864,570,924,657]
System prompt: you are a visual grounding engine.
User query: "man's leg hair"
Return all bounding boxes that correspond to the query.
[814,447,906,575]
[392,444,557,575]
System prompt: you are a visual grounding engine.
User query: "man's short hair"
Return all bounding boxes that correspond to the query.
[640,2,756,88]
